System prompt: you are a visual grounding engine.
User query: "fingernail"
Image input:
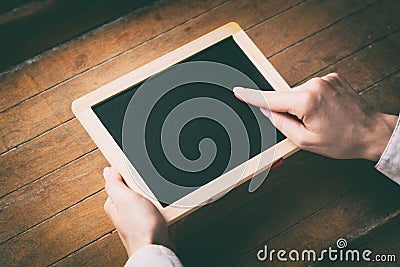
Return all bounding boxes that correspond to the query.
[233,86,245,93]
[103,167,110,179]
[260,107,271,118]
[233,87,247,102]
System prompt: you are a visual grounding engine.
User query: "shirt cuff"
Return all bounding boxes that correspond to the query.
[375,114,400,184]
[125,244,183,267]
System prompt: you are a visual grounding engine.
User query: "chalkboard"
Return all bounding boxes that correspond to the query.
[92,37,285,206]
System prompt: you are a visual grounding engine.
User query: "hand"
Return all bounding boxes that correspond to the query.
[103,167,172,257]
[233,73,398,161]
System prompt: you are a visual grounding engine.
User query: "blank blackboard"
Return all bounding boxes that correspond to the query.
[92,37,285,206]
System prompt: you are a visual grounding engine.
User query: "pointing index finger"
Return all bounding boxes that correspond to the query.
[233,87,299,115]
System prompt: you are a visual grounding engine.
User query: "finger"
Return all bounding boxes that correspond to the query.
[233,87,300,115]
[261,108,309,146]
[103,167,134,203]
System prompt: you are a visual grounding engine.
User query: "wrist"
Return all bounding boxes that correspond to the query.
[362,113,398,162]
[125,227,171,257]
[125,237,153,258]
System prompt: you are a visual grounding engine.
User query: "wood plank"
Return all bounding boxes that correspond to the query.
[54,231,128,267]
[248,0,377,57]
[327,214,400,267]
[313,34,400,93]
[230,171,400,267]
[0,0,379,153]
[176,159,378,266]
[360,72,400,115]
[269,0,400,86]
[0,0,235,111]
[0,191,112,267]
[0,119,96,196]
[0,92,69,152]
[0,150,107,243]
[176,152,324,242]
[0,0,155,71]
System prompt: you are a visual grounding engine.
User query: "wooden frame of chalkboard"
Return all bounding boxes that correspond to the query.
[72,22,298,224]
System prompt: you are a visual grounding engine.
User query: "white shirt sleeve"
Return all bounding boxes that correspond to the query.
[125,244,183,267]
[375,114,400,184]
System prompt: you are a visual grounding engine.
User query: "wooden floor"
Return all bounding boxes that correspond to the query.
[1,0,400,266]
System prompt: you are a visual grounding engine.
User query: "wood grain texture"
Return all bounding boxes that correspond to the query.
[0,0,155,71]
[248,0,377,57]
[55,231,128,267]
[231,169,400,267]
[0,191,112,267]
[0,150,107,243]
[0,119,96,196]
[269,0,400,86]
[0,0,303,153]
[175,152,324,242]
[177,160,379,266]
[323,214,400,267]
[0,0,228,112]
[361,72,400,115]
[314,32,400,93]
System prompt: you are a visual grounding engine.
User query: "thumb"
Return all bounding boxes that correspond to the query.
[103,167,134,204]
